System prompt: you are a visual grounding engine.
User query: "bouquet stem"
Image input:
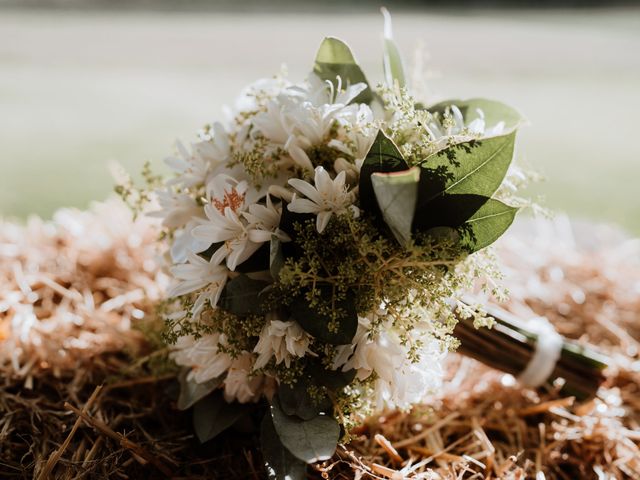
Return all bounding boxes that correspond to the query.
[453,301,610,399]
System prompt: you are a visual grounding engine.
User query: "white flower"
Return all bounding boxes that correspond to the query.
[172,333,233,384]
[333,312,445,411]
[149,189,202,229]
[164,141,210,189]
[169,220,212,264]
[192,176,261,271]
[253,317,312,370]
[223,353,265,404]
[168,249,228,309]
[196,122,231,165]
[288,166,358,233]
[328,103,377,165]
[425,105,505,140]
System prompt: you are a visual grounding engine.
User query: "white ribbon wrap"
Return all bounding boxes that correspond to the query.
[517,316,564,388]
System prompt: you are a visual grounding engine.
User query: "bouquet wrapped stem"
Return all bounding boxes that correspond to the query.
[454,301,609,399]
[125,11,612,478]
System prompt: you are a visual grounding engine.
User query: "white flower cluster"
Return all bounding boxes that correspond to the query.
[151,69,502,409]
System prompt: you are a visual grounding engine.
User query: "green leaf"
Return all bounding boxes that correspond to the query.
[381,8,406,88]
[428,98,526,133]
[218,274,271,316]
[192,391,248,443]
[359,130,409,216]
[270,398,340,464]
[371,167,420,247]
[417,132,516,208]
[261,414,307,480]
[289,286,358,345]
[460,198,518,252]
[313,37,372,104]
[235,242,270,273]
[278,379,332,421]
[270,236,285,281]
[177,369,221,411]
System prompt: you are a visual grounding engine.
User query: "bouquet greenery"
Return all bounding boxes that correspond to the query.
[117,14,598,479]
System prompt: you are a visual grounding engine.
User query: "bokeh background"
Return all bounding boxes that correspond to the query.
[1,1,639,232]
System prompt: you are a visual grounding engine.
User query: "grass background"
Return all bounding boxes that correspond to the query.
[1,7,639,233]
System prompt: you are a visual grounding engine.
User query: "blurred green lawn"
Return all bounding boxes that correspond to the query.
[1,9,639,233]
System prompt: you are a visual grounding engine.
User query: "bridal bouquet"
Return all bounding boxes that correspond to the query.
[137,17,534,478]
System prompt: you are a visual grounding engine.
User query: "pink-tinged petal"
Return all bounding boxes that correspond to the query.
[288,145,314,173]
[288,178,322,204]
[168,279,207,298]
[210,279,227,307]
[333,170,347,190]
[248,229,274,243]
[209,246,228,265]
[313,166,332,194]
[288,198,321,214]
[316,211,332,233]
[192,224,232,243]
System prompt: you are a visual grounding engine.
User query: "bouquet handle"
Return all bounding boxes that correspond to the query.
[453,300,610,400]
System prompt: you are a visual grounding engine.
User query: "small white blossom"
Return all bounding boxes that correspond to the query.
[333,312,445,411]
[242,196,290,243]
[169,220,212,264]
[223,353,265,404]
[168,249,228,308]
[425,106,505,140]
[288,166,358,233]
[253,317,312,370]
[192,176,261,271]
[172,333,233,384]
[149,190,201,229]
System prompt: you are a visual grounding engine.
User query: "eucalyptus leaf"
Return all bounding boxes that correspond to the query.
[428,98,526,133]
[306,363,356,392]
[459,198,518,252]
[359,130,409,217]
[261,414,307,480]
[416,132,516,213]
[289,287,357,345]
[371,167,420,247]
[313,37,372,104]
[218,274,271,316]
[279,379,332,420]
[381,8,406,88]
[192,392,248,443]
[270,236,285,281]
[270,398,340,464]
[177,369,222,411]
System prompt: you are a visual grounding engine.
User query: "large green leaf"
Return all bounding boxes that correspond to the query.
[260,414,307,480]
[192,392,248,443]
[306,362,356,391]
[414,193,490,234]
[417,131,516,206]
[371,167,420,247]
[382,8,406,88]
[289,286,357,345]
[270,398,340,464]
[359,130,409,217]
[428,98,526,133]
[460,198,518,252]
[313,37,372,104]
[177,369,221,411]
[218,274,271,316]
